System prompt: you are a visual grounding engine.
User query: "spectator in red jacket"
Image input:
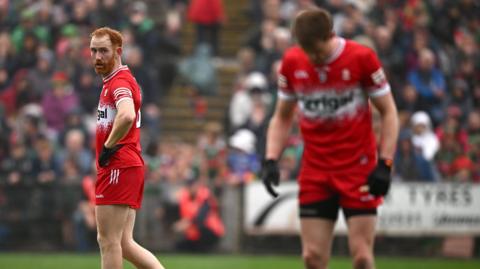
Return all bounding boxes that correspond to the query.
[187,0,225,56]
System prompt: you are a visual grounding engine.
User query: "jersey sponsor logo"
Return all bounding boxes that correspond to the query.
[371,68,386,85]
[302,91,354,112]
[97,107,108,120]
[294,70,309,79]
[298,87,366,120]
[97,104,116,129]
[96,194,104,198]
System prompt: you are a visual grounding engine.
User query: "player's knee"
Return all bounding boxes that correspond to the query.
[121,239,135,258]
[302,247,328,269]
[97,233,121,251]
[352,252,374,269]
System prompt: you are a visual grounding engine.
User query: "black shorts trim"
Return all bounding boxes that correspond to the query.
[343,208,377,219]
[299,197,377,221]
[299,196,339,220]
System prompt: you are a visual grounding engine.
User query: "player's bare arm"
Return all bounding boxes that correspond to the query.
[104,98,136,148]
[370,92,399,160]
[262,98,297,197]
[361,91,399,196]
[265,98,297,160]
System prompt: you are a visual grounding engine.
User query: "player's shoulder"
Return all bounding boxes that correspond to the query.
[344,39,376,58]
[283,45,307,60]
[110,68,137,89]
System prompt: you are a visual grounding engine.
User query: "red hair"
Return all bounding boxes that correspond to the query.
[90,27,123,48]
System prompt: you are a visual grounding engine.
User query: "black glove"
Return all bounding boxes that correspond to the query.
[261,159,280,198]
[367,158,393,196]
[98,144,123,167]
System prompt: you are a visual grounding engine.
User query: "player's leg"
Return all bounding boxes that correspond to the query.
[96,204,130,269]
[121,207,165,269]
[344,211,377,269]
[299,197,339,269]
[334,170,382,269]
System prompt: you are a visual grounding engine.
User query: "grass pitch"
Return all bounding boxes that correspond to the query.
[0,253,478,269]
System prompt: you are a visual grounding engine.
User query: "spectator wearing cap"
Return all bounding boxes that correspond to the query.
[411,111,440,161]
[226,129,260,185]
[41,71,79,136]
[229,72,270,131]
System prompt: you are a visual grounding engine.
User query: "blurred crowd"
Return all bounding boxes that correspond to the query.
[0,0,479,252]
[229,0,480,185]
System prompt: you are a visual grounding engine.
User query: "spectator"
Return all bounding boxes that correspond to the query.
[407,48,447,125]
[31,136,59,184]
[27,46,54,97]
[187,0,225,56]
[196,121,227,195]
[0,69,32,117]
[41,72,79,136]
[226,128,260,185]
[395,129,437,182]
[57,156,83,250]
[179,43,217,96]
[411,111,440,161]
[240,99,269,157]
[173,177,225,252]
[56,129,92,175]
[467,111,480,153]
[74,69,100,114]
[446,79,473,124]
[0,31,17,78]
[229,72,270,131]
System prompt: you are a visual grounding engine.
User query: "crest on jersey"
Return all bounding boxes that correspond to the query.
[318,70,327,83]
[342,68,350,81]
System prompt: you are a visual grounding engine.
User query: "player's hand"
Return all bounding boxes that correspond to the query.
[98,144,123,167]
[261,159,280,198]
[366,158,393,196]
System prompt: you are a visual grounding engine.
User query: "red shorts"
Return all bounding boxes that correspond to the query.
[299,170,382,209]
[95,166,145,209]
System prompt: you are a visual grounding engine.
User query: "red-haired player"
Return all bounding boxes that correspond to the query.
[90,27,165,269]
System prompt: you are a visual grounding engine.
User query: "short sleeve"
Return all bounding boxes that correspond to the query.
[277,56,297,101]
[361,49,391,98]
[110,79,133,107]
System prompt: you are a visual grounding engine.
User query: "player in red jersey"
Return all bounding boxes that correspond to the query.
[90,27,165,269]
[261,9,399,269]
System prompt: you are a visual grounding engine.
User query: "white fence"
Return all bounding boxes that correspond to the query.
[244,182,480,235]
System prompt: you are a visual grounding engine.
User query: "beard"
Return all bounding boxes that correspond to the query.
[94,54,116,76]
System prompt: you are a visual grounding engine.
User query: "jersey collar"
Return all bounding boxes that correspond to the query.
[325,37,346,64]
[103,65,129,83]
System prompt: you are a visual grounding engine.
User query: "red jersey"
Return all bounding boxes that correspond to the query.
[96,65,143,173]
[278,38,391,179]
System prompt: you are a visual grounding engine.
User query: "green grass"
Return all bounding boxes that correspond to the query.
[0,253,478,269]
